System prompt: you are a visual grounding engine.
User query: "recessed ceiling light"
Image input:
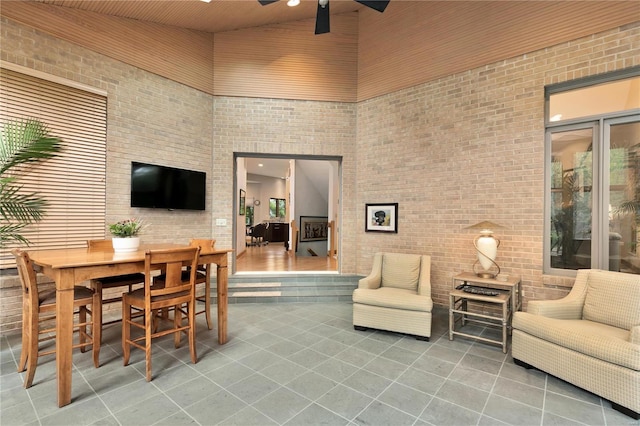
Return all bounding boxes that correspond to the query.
[200,0,212,3]
[258,163,264,167]
[287,0,300,6]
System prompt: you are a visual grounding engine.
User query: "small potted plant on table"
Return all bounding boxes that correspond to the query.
[108,218,143,253]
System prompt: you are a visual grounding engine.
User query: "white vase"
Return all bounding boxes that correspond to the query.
[111,237,141,253]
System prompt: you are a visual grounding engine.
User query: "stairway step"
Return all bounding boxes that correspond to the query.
[211,274,361,304]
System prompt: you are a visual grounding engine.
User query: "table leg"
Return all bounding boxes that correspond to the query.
[56,269,75,407]
[502,300,508,354]
[216,260,228,345]
[448,294,454,340]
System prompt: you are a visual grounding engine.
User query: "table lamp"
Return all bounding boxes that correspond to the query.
[465,221,504,278]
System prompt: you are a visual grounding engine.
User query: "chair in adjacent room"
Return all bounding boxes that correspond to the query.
[153,238,216,330]
[122,246,200,382]
[87,239,146,335]
[248,222,268,246]
[12,248,101,388]
[352,252,433,340]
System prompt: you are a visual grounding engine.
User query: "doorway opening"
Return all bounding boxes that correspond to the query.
[233,153,342,274]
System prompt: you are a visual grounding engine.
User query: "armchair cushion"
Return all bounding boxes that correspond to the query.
[582,270,640,331]
[381,253,421,291]
[352,287,432,312]
[513,313,639,370]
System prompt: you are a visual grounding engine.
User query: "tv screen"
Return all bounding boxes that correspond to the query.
[131,162,206,210]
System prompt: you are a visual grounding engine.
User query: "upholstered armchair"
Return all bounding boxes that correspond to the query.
[512,269,640,419]
[353,252,433,340]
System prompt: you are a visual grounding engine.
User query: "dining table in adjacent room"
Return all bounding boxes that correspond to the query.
[26,243,232,407]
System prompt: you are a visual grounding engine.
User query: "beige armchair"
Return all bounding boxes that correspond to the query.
[512,269,640,419]
[353,252,433,340]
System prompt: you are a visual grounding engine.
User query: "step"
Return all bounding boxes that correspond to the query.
[211,273,361,304]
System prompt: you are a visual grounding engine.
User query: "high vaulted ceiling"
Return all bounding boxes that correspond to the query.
[35,0,368,33]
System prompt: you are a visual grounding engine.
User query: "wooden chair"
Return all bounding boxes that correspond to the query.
[87,239,146,335]
[153,239,216,330]
[122,246,200,382]
[12,248,101,388]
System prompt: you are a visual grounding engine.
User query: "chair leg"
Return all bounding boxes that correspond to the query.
[92,282,104,345]
[188,299,197,364]
[145,307,153,382]
[92,292,101,368]
[122,297,131,367]
[23,310,39,388]
[79,306,87,353]
[18,302,30,373]
[152,309,160,333]
[204,281,213,330]
[173,304,182,348]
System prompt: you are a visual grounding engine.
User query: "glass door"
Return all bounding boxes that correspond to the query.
[547,125,595,271]
[605,118,640,273]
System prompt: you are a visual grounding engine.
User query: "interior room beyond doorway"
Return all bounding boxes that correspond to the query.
[235,154,341,274]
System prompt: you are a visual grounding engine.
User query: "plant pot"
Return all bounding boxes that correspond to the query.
[111,237,140,253]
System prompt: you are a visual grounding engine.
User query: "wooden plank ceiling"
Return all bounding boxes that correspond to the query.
[35,0,366,33]
[3,1,639,101]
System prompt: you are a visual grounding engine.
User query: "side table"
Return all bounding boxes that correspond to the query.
[449,272,521,353]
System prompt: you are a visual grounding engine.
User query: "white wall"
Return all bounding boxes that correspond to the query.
[246,173,287,224]
[295,163,330,257]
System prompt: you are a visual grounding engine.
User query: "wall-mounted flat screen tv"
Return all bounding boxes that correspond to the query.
[131,162,206,210]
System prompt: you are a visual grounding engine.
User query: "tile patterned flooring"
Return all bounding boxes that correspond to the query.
[1,302,638,426]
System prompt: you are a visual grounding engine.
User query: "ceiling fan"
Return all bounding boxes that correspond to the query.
[258,0,390,35]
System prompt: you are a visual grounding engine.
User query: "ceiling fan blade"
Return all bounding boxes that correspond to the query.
[258,0,279,5]
[315,0,330,34]
[354,0,390,13]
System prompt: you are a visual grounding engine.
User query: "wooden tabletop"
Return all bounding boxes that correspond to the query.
[27,244,232,269]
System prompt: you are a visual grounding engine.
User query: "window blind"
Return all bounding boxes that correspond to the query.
[0,66,107,268]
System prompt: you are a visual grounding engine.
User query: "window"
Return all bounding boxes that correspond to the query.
[545,68,640,276]
[269,198,286,219]
[0,64,107,269]
[245,206,254,226]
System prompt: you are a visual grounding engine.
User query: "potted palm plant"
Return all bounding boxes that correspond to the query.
[108,218,143,252]
[0,118,62,248]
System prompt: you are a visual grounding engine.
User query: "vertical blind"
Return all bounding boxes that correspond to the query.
[0,66,107,268]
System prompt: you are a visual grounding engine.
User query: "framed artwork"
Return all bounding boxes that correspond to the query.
[239,189,246,215]
[300,216,328,242]
[365,203,398,233]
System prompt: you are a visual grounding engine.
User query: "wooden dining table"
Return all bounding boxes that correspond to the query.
[26,243,232,407]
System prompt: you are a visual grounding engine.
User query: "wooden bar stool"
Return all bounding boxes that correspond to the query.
[153,239,216,330]
[122,247,200,381]
[12,248,101,388]
[87,239,146,336]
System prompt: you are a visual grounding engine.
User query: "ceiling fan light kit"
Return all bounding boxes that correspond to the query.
[258,0,390,34]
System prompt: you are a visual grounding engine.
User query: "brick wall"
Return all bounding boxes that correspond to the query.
[0,16,638,331]
[356,22,640,306]
[0,18,215,332]
[212,97,358,271]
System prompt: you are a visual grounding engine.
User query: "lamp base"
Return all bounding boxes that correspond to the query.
[476,272,496,279]
[472,260,500,279]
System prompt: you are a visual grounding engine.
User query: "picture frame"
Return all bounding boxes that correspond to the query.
[365,203,398,233]
[239,189,246,216]
[300,216,328,242]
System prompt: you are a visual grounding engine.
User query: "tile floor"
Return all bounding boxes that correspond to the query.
[1,302,638,426]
